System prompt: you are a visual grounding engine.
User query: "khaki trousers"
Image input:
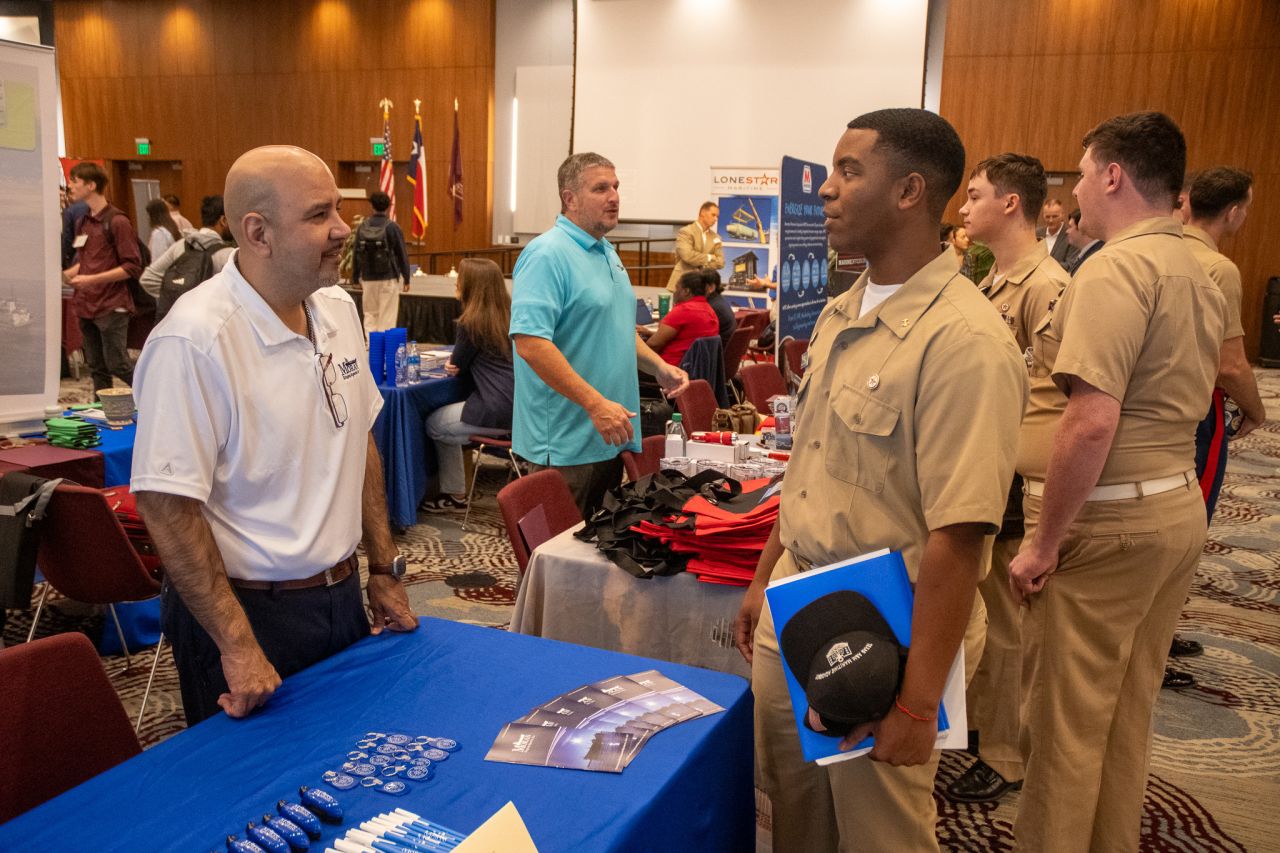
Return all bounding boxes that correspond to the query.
[1014,482,1206,853]
[753,550,987,853]
[361,278,402,333]
[967,536,1025,781]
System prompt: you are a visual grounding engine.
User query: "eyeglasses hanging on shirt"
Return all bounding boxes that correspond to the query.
[305,302,348,429]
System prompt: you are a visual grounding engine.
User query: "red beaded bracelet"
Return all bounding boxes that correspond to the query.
[894,697,935,722]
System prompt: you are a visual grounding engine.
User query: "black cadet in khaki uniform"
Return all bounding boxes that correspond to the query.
[735,110,1027,853]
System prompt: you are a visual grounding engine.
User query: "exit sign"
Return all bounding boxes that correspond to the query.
[372,142,385,157]
[135,137,151,156]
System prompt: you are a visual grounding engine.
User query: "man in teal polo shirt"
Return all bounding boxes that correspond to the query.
[511,152,689,515]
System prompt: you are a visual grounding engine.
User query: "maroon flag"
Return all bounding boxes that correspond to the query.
[448,99,463,226]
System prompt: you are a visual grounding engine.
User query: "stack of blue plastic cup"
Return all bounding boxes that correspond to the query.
[383,328,408,386]
[368,331,386,385]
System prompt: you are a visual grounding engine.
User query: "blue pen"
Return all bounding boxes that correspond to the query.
[390,811,465,843]
[372,816,458,847]
[364,821,457,853]
[345,829,422,853]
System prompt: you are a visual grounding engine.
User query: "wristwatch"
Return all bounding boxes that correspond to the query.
[368,554,407,579]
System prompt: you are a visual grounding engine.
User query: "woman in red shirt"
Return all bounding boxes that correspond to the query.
[644,270,721,366]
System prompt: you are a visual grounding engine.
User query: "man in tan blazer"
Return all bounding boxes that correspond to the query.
[667,201,724,290]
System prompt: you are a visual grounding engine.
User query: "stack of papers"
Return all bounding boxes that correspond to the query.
[485,670,723,773]
[44,417,101,449]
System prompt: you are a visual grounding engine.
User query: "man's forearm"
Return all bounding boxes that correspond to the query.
[898,523,985,715]
[751,523,784,586]
[514,335,606,412]
[635,335,667,376]
[1217,337,1265,423]
[135,490,258,654]
[361,434,398,564]
[1030,383,1120,551]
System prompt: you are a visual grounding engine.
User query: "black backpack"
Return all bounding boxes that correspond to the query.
[356,219,396,280]
[158,236,229,321]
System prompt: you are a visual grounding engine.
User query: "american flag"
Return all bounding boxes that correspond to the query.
[379,103,396,220]
[407,106,427,240]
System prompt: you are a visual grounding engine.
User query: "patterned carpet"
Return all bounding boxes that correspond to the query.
[4,372,1278,849]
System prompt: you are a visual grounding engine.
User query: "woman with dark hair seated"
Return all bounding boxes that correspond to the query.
[422,258,515,512]
[702,268,735,350]
[643,269,721,366]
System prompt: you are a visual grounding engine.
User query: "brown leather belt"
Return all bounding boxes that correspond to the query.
[230,555,357,592]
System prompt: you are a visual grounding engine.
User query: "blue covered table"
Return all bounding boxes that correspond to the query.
[94,420,135,488]
[372,376,464,528]
[0,618,754,852]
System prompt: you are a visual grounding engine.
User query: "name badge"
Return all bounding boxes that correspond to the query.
[73,234,88,248]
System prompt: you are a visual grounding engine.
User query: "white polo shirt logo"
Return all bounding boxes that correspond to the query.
[338,356,360,380]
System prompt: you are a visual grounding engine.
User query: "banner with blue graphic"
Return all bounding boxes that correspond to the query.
[776,156,829,352]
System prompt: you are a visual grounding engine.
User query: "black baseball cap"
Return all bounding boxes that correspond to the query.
[779,590,906,737]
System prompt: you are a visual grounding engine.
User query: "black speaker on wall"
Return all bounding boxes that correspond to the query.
[1261,277,1280,368]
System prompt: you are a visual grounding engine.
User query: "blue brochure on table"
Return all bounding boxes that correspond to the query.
[765,548,967,765]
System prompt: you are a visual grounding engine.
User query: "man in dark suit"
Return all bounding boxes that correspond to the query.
[1039,197,1072,265]
[1064,209,1103,274]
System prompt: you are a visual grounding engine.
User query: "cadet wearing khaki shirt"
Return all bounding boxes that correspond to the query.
[1183,225,1245,341]
[967,242,1067,789]
[1014,217,1225,852]
[752,251,1027,851]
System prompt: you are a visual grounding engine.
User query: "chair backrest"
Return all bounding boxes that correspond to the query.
[783,338,809,387]
[36,483,160,605]
[0,633,141,822]
[735,309,770,337]
[496,469,583,576]
[675,379,718,434]
[738,362,789,413]
[622,434,666,481]
[679,335,729,407]
[722,325,757,384]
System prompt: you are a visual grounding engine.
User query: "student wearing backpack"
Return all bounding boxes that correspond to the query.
[351,191,411,332]
[61,161,144,392]
[141,195,235,321]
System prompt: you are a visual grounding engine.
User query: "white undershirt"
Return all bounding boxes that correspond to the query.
[859,279,903,318]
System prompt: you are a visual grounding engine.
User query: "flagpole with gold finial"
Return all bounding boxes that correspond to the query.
[412,99,424,246]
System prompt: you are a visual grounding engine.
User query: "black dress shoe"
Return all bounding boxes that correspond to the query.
[1162,667,1195,689]
[1169,635,1204,657]
[944,759,1022,803]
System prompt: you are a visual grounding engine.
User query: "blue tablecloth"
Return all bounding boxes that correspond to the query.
[373,376,465,528]
[95,421,135,488]
[0,618,754,852]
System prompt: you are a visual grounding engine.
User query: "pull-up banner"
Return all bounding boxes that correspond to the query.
[776,156,829,352]
[710,167,778,291]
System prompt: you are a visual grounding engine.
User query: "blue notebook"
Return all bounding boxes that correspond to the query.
[765,549,967,765]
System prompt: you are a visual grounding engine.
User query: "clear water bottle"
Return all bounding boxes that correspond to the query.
[394,343,408,387]
[665,412,686,457]
[407,340,421,383]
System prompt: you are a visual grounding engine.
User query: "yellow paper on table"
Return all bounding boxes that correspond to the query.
[0,80,37,151]
[454,802,539,853]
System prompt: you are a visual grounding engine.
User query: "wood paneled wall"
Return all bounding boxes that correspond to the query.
[55,0,495,252]
[939,0,1280,358]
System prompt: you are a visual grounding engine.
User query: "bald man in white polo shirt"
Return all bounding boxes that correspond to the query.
[133,146,417,725]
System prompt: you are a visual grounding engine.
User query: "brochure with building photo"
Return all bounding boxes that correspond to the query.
[486,671,725,773]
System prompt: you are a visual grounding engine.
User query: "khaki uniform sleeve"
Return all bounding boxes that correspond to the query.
[916,332,1028,532]
[1051,256,1147,402]
[1210,259,1245,340]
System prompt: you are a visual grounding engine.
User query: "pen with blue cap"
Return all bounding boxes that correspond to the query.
[360,819,458,852]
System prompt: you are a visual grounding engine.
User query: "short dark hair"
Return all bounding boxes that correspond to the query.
[200,195,225,227]
[1189,166,1253,220]
[699,201,718,214]
[369,191,391,212]
[939,223,956,242]
[700,267,723,294]
[678,270,709,296]
[69,161,108,193]
[164,194,181,207]
[847,108,965,220]
[1082,111,1186,207]
[972,153,1047,226]
[1068,208,1081,226]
